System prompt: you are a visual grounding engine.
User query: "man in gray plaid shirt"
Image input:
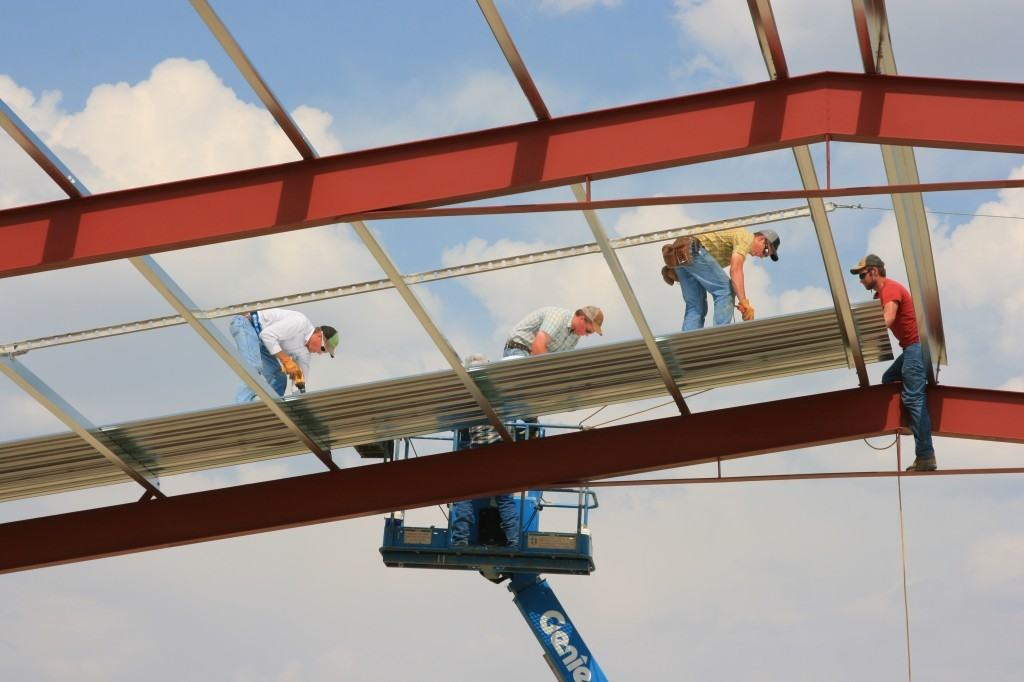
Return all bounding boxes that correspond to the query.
[502,305,604,358]
[451,354,519,547]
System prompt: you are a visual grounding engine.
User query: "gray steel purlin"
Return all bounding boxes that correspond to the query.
[745,0,869,386]
[130,255,338,471]
[191,6,513,444]
[190,0,316,159]
[0,356,164,498]
[0,384,1020,574]
[476,0,551,120]
[478,0,688,414]
[572,184,689,414]
[0,98,85,198]
[349,222,514,442]
[852,0,947,372]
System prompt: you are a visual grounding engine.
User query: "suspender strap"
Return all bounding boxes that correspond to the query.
[248,311,262,335]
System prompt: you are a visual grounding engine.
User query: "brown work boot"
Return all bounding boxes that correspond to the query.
[905,456,937,472]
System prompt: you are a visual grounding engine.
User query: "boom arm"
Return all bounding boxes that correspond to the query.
[508,573,608,681]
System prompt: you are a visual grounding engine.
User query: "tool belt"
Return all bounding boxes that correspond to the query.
[661,236,699,285]
[504,340,531,354]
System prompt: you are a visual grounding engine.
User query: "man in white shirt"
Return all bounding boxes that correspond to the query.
[228,308,340,403]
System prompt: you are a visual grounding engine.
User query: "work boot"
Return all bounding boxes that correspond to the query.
[905,456,937,472]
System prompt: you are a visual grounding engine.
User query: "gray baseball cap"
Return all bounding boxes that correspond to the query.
[849,254,885,274]
[759,229,781,262]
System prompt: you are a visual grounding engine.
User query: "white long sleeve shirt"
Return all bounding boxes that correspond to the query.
[255,308,314,379]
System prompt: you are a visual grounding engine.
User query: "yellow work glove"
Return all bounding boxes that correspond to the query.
[661,265,678,286]
[736,298,755,321]
[279,354,302,381]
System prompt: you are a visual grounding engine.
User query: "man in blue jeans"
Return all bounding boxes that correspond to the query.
[451,354,520,548]
[662,228,781,331]
[228,308,339,403]
[851,255,937,471]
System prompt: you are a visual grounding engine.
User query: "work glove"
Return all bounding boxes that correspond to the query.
[736,298,755,322]
[661,265,678,286]
[279,354,302,381]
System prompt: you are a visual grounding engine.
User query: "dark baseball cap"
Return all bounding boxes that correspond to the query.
[759,229,781,261]
[319,325,340,357]
[849,254,885,274]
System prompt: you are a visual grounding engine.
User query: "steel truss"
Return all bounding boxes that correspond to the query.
[3,72,1024,277]
[0,0,1018,578]
[0,384,1019,574]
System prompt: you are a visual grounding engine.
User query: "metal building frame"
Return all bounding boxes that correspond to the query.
[0,0,1020,573]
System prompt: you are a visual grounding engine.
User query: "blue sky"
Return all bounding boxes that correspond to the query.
[1,1,1023,680]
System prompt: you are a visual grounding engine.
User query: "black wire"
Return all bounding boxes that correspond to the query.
[836,202,1024,221]
[408,438,450,521]
[864,432,897,448]
[578,404,607,427]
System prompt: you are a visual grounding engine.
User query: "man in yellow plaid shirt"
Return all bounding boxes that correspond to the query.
[662,227,780,331]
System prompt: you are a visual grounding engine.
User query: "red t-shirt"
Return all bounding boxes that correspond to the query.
[875,279,919,348]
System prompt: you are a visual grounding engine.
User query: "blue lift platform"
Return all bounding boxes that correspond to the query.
[376,423,609,681]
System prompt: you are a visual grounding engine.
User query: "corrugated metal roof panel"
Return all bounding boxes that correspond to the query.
[0,303,892,502]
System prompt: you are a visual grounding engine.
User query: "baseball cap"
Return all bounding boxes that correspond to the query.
[849,254,885,274]
[320,325,340,357]
[580,306,604,335]
[759,229,781,261]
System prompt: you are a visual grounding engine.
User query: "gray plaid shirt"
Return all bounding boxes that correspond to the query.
[468,424,502,447]
[508,307,580,353]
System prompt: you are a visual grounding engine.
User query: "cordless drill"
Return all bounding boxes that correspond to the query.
[294,368,306,394]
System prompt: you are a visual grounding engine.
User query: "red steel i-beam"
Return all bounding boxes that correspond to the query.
[3,71,1024,278]
[0,384,1020,574]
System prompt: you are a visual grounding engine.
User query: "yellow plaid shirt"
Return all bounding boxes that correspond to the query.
[699,228,754,268]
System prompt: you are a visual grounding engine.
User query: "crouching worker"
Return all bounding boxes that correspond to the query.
[661,227,780,331]
[450,354,520,549]
[228,307,339,403]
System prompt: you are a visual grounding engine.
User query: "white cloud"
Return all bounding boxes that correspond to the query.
[970,533,1024,592]
[1000,376,1024,392]
[671,0,1024,88]
[672,0,768,83]
[864,170,1024,363]
[337,69,533,150]
[1,59,344,204]
[0,75,68,209]
[46,58,341,191]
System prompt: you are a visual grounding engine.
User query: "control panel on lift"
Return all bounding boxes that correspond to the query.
[381,488,597,576]
[376,421,598,577]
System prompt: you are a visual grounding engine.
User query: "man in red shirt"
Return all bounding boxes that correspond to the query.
[851,255,936,471]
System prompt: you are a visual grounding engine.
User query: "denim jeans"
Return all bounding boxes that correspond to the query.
[882,342,935,459]
[229,315,287,403]
[674,246,734,331]
[451,496,520,547]
[502,347,530,360]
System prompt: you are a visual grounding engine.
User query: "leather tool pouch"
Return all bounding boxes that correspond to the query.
[660,236,695,284]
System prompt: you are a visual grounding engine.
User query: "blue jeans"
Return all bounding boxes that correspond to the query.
[882,343,935,459]
[451,496,520,547]
[229,315,286,403]
[675,246,734,331]
[502,347,530,359]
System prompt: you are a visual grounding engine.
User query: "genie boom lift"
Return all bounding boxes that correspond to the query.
[374,424,609,681]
